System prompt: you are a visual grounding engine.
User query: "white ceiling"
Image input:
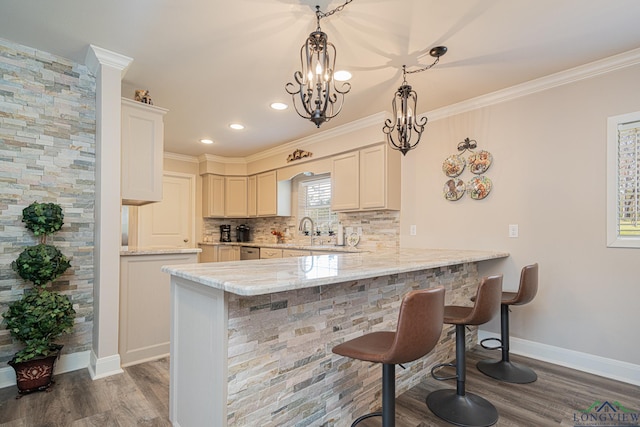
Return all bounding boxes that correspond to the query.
[2,0,640,158]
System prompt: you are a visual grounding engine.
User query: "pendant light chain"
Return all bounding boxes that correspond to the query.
[316,0,354,20]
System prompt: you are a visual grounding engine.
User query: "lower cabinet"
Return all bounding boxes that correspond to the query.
[119,252,198,367]
[198,244,240,262]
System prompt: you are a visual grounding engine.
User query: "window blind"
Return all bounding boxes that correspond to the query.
[617,122,640,236]
[298,175,337,235]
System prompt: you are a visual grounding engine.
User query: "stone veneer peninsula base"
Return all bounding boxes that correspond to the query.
[163,248,508,427]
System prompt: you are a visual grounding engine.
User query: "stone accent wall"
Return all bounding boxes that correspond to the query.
[0,38,96,364]
[226,262,479,426]
[203,210,400,251]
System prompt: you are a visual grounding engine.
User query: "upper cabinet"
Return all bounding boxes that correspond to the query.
[332,144,401,212]
[256,171,291,217]
[202,174,248,218]
[121,98,168,206]
[247,175,257,217]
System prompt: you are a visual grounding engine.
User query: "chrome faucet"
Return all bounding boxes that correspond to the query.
[298,216,314,244]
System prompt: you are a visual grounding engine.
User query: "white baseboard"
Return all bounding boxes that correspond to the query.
[88,350,123,380]
[0,350,91,389]
[477,331,640,386]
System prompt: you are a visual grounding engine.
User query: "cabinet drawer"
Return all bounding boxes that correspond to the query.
[260,248,283,259]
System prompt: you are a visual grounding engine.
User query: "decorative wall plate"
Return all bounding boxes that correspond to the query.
[443,179,465,201]
[467,176,492,200]
[468,150,493,174]
[442,155,466,177]
[346,232,360,247]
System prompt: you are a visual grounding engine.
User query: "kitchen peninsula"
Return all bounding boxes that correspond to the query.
[162,248,508,427]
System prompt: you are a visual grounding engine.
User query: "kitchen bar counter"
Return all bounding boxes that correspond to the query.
[120,247,201,256]
[198,240,362,253]
[164,248,508,427]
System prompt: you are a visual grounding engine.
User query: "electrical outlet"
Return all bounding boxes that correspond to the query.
[357,227,363,236]
[509,224,519,238]
[410,225,417,236]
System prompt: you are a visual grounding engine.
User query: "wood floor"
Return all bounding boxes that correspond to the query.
[0,347,638,426]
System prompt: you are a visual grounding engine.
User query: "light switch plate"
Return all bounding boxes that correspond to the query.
[410,225,417,235]
[509,224,519,238]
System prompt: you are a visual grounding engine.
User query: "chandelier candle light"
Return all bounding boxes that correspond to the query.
[286,1,353,127]
[383,46,448,155]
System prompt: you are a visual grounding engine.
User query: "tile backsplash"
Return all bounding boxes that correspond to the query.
[202,210,400,251]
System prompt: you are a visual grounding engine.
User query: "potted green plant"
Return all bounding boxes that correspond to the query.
[2,202,76,396]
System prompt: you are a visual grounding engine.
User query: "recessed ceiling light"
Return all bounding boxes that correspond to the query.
[200,139,214,144]
[334,70,352,81]
[229,123,244,130]
[270,102,288,110]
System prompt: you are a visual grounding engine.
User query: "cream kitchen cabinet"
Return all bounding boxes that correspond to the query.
[218,245,240,262]
[202,174,248,218]
[199,244,217,263]
[256,171,291,217]
[260,247,283,259]
[247,175,257,217]
[225,176,248,217]
[331,144,400,211]
[121,98,168,206]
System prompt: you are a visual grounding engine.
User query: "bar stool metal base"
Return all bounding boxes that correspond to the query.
[476,359,537,384]
[426,389,498,427]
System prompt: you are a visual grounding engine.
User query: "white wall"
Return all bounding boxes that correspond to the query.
[401,61,640,368]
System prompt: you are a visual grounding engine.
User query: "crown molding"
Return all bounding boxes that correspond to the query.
[165,152,199,163]
[84,45,133,77]
[246,111,388,163]
[426,47,640,122]
[198,153,247,164]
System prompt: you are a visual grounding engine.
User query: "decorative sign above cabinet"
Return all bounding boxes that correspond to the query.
[442,138,493,201]
[286,149,313,163]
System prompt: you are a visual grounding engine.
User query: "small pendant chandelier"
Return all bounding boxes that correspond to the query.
[383,46,447,155]
[286,3,352,128]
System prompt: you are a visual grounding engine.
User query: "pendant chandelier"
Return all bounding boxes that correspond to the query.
[383,46,448,155]
[286,2,353,128]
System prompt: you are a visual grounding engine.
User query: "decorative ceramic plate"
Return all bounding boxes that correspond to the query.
[442,155,466,177]
[468,150,493,174]
[467,176,492,200]
[443,179,465,201]
[346,232,360,247]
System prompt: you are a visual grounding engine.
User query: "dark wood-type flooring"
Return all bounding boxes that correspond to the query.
[0,347,638,426]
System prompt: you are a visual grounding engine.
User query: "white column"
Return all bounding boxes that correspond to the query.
[85,45,133,379]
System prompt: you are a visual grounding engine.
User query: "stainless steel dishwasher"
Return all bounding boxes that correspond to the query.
[240,246,260,260]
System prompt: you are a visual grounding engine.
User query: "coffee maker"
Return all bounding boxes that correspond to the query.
[236,224,250,242]
[220,224,231,242]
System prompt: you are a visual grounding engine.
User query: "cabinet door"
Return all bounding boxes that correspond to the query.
[360,145,388,210]
[202,174,225,218]
[247,175,257,217]
[198,245,217,263]
[331,151,360,211]
[121,98,168,206]
[225,176,248,217]
[256,171,277,216]
[217,245,239,262]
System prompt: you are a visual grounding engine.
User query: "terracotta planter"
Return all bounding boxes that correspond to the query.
[8,345,62,397]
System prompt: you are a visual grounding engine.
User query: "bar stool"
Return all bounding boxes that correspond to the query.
[427,275,503,427]
[477,263,539,383]
[332,287,445,427]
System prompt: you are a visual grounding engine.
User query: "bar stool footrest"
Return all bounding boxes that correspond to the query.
[431,362,457,381]
[351,411,382,427]
[426,389,498,427]
[476,359,537,384]
[479,337,503,350]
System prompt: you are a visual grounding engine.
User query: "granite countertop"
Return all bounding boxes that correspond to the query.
[161,248,508,296]
[198,241,362,253]
[120,247,202,256]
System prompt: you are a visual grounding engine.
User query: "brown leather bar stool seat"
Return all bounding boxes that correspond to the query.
[332,287,445,427]
[477,263,539,383]
[427,275,503,427]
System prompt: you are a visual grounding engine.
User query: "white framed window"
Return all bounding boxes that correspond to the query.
[607,111,640,248]
[298,174,337,235]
